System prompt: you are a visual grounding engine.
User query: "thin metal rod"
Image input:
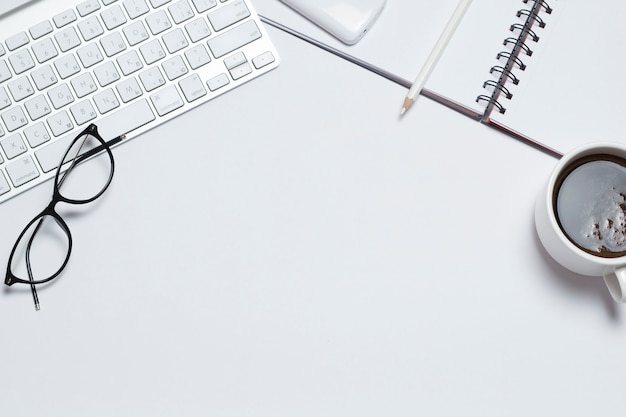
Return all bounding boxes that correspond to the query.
[258,15,483,122]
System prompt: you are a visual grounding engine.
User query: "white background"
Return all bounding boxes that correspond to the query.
[0,1,625,416]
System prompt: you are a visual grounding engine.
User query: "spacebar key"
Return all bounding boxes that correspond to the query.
[97,99,156,143]
[36,99,156,173]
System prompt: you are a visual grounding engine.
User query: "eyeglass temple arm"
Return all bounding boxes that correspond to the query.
[75,134,126,165]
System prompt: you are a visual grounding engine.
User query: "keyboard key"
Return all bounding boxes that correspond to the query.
[53,9,78,28]
[93,89,120,113]
[7,76,35,102]
[31,38,59,63]
[29,21,54,40]
[8,50,36,74]
[55,27,82,52]
[178,73,206,102]
[184,44,210,69]
[0,87,11,110]
[78,16,105,41]
[1,134,27,159]
[6,155,39,187]
[35,134,74,172]
[47,110,74,136]
[123,21,150,46]
[150,84,183,116]
[149,0,172,7]
[139,39,166,64]
[162,28,189,54]
[139,67,165,91]
[229,61,251,80]
[70,100,98,125]
[93,61,121,87]
[70,73,98,98]
[77,43,104,68]
[100,32,127,57]
[48,84,75,109]
[207,20,261,58]
[116,50,143,75]
[1,106,28,131]
[185,17,211,42]
[6,32,30,51]
[223,51,246,70]
[116,77,143,102]
[36,99,155,172]
[77,0,102,17]
[252,51,275,69]
[168,0,195,24]
[191,0,217,13]
[31,65,58,91]
[162,55,188,80]
[24,95,52,120]
[145,10,172,35]
[123,0,150,19]
[100,5,128,30]
[54,54,81,79]
[207,0,250,31]
[0,60,11,83]
[0,171,10,196]
[24,122,52,147]
[206,72,228,91]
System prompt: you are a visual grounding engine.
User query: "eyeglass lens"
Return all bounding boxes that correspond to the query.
[9,214,71,286]
[55,131,115,202]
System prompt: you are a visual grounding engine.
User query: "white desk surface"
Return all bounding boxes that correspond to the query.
[1,2,626,416]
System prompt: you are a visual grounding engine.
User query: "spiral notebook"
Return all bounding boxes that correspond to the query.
[424,0,626,157]
[259,0,625,157]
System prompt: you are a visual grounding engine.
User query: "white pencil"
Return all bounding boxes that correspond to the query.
[400,0,473,116]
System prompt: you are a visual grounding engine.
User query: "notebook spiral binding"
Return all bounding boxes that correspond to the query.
[476,0,552,120]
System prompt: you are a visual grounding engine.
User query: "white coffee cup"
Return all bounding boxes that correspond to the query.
[535,142,626,302]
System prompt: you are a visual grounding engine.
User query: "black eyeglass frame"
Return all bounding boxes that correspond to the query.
[4,123,120,287]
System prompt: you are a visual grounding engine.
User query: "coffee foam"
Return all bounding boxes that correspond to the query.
[557,160,626,254]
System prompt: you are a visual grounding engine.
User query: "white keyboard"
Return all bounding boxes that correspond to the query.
[0,0,279,204]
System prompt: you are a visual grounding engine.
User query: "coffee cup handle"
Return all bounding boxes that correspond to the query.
[603,266,626,302]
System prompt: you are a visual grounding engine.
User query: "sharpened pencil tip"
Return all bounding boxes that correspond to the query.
[400,97,414,116]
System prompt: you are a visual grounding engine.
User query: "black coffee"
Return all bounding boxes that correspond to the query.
[554,154,626,258]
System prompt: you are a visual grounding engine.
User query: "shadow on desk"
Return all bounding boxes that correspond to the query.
[531,220,620,320]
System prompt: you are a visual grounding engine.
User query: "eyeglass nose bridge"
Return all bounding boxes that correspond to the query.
[4,208,74,286]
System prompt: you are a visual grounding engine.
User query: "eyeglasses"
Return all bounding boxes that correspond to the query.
[5,124,124,310]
